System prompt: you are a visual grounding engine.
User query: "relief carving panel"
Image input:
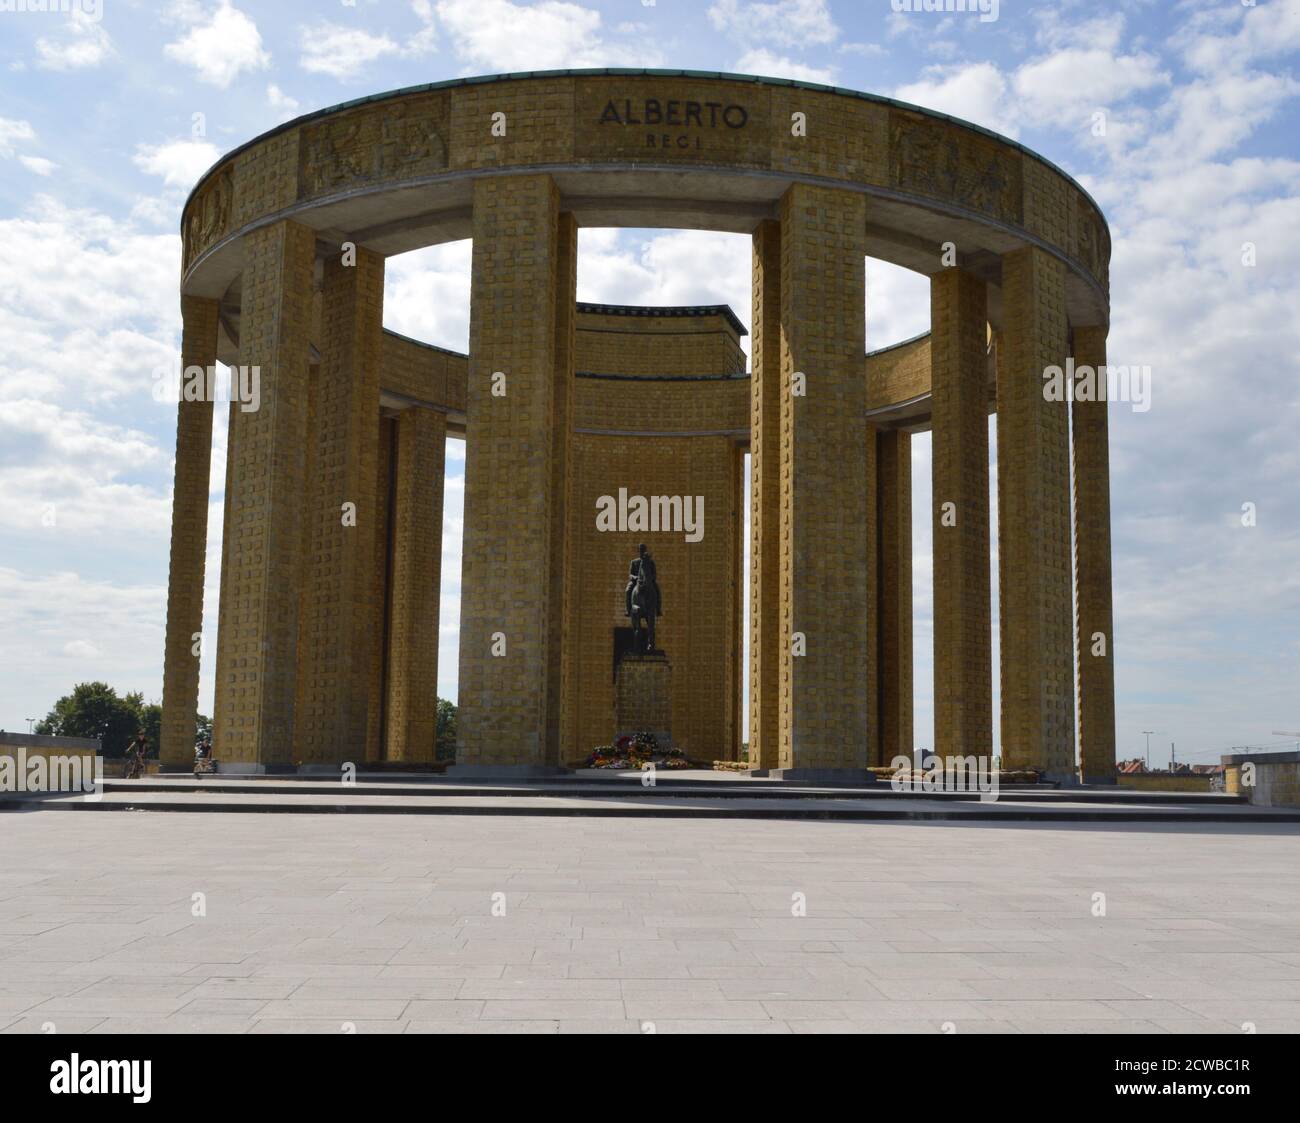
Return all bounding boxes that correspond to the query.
[298,96,449,199]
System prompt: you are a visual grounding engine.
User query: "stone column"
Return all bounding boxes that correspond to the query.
[456,174,563,772]
[776,184,872,777]
[876,428,912,766]
[296,249,385,765]
[365,417,395,762]
[1072,325,1117,782]
[545,212,577,768]
[385,407,446,762]
[211,397,238,758]
[213,220,315,769]
[748,219,782,769]
[930,268,992,763]
[997,247,1075,779]
[160,294,219,768]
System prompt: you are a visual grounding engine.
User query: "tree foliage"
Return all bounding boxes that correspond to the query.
[436,697,457,762]
[34,682,207,759]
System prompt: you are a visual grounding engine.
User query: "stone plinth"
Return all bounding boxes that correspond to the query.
[616,653,672,746]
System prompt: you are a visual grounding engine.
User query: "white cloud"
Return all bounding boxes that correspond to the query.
[267,84,300,119]
[1032,10,1126,54]
[164,1,270,88]
[299,3,437,80]
[0,117,36,158]
[435,0,655,71]
[1179,0,1300,76]
[0,568,167,726]
[1013,47,1169,129]
[299,24,402,80]
[384,241,472,352]
[708,0,837,50]
[34,11,113,71]
[734,48,836,85]
[133,138,220,189]
[18,155,57,176]
[894,62,1015,137]
[0,196,179,405]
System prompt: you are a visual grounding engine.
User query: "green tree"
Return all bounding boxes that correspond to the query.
[34,682,209,759]
[35,682,140,758]
[436,697,457,762]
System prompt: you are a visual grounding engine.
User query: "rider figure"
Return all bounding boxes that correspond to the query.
[625,543,662,654]
[126,732,148,778]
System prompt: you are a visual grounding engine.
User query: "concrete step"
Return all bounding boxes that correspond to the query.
[8,787,1295,823]
[89,772,1248,806]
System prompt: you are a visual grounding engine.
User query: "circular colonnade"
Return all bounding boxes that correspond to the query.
[160,69,1115,782]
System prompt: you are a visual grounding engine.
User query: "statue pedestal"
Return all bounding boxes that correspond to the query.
[615,652,672,747]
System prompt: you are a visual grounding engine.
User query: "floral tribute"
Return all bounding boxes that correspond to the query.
[584,732,690,770]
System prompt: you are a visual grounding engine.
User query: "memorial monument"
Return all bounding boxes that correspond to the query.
[160,69,1116,783]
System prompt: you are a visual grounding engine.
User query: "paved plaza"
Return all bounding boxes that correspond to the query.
[1,810,1299,1034]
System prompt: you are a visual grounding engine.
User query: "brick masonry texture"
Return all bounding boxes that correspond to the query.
[615,655,673,744]
[183,75,1109,300]
[159,295,218,766]
[547,214,578,767]
[876,428,912,766]
[213,220,315,766]
[1072,325,1117,781]
[998,248,1076,777]
[365,416,395,763]
[778,184,872,770]
[749,220,781,768]
[385,407,446,761]
[566,432,741,762]
[575,309,745,376]
[930,269,993,762]
[457,175,562,766]
[174,74,1115,778]
[295,250,385,763]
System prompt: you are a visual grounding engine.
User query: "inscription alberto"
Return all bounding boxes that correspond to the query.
[599,97,749,150]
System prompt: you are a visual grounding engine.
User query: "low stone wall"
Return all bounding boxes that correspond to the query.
[1117,773,1216,793]
[1222,751,1300,808]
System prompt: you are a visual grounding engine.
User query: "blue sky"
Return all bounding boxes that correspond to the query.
[0,0,1297,767]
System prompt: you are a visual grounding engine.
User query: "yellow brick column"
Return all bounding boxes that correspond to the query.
[749,219,781,769]
[295,249,385,766]
[1072,325,1117,782]
[546,212,577,767]
[365,417,395,762]
[160,294,219,768]
[211,397,238,758]
[385,407,446,762]
[776,184,872,777]
[997,247,1076,779]
[930,268,992,763]
[456,175,563,772]
[876,427,913,766]
[213,220,315,769]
